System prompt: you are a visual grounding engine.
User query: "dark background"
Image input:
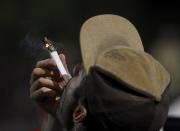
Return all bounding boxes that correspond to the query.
[0,0,180,130]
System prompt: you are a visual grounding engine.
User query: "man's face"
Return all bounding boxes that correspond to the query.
[56,64,87,130]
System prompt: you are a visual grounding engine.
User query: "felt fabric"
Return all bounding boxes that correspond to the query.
[84,67,169,131]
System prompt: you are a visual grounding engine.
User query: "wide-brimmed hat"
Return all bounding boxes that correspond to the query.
[57,14,171,131]
[80,14,170,102]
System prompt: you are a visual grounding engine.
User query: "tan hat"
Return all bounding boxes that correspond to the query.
[80,14,170,101]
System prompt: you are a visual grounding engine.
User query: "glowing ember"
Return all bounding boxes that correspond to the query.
[43,37,55,51]
[45,43,49,48]
[42,36,71,84]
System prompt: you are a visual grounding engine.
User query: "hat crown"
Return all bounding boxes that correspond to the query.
[95,47,170,101]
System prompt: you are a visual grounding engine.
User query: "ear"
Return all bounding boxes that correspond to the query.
[73,105,87,124]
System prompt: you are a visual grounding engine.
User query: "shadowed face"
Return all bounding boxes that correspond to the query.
[56,65,88,130]
[56,64,169,131]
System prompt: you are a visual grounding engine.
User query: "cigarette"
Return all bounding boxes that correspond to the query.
[43,37,71,83]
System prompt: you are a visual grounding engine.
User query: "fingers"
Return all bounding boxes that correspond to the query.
[30,67,60,83]
[30,87,57,101]
[34,53,70,77]
[29,53,70,115]
[36,58,56,69]
[30,77,60,94]
[30,53,71,103]
[36,54,67,70]
[30,53,68,83]
[30,77,64,102]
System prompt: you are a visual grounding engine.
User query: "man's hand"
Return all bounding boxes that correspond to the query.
[30,54,70,115]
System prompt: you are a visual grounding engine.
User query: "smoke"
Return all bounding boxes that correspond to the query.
[19,32,64,61]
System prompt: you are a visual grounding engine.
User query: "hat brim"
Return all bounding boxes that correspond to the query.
[80,14,144,73]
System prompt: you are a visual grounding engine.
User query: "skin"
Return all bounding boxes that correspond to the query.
[30,54,87,131]
[30,54,68,115]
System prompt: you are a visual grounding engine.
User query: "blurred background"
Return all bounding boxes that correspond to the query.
[0,0,180,130]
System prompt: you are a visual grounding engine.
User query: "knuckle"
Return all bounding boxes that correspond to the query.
[32,68,40,75]
[40,87,46,93]
[38,77,45,85]
[40,87,50,95]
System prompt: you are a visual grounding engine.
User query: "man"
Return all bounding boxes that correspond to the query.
[30,14,171,131]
